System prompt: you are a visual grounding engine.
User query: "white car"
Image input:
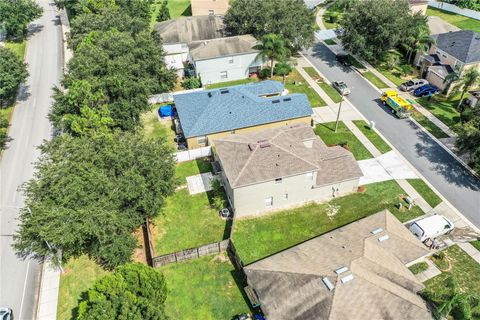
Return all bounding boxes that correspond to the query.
[0,308,12,320]
[332,81,350,96]
[408,215,454,243]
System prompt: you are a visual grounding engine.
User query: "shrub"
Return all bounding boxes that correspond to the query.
[182,77,201,89]
[260,68,272,79]
[408,262,429,274]
[211,179,226,210]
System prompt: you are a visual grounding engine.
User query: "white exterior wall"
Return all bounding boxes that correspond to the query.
[231,172,359,218]
[163,43,189,72]
[194,52,262,85]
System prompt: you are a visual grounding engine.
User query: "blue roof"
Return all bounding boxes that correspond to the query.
[174,80,313,138]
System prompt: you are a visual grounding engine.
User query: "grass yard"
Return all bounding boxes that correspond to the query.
[175,158,212,184]
[426,7,480,33]
[407,179,442,208]
[151,189,226,255]
[362,71,389,89]
[233,180,425,265]
[5,40,26,59]
[206,77,259,89]
[471,240,480,252]
[57,256,108,320]
[410,110,450,139]
[314,122,373,160]
[353,120,392,154]
[416,95,461,131]
[150,0,192,27]
[159,253,250,319]
[319,82,343,103]
[303,67,322,81]
[141,106,176,148]
[322,4,344,30]
[423,245,480,318]
[278,69,326,108]
[324,38,336,45]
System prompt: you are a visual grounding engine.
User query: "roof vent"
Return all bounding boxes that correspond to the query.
[378,234,389,242]
[248,143,256,151]
[220,89,229,94]
[341,274,354,284]
[335,266,348,275]
[259,142,271,148]
[371,228,383,235]
[322,277,335,291]
[283,97,292,102]
[208,92,212,98]
[272,99,281,104]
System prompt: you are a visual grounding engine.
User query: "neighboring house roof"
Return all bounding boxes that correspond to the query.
[153,15,225,44]
[174,81,312,138]
[304,0,325,9]
[214,123,362,188]
[424,54,441,64]
[428,64,454,79]
[408,0,428,5]
[191,0,230,15]
[188,35,258,61]
[432,30,480,64]
[245,210,432,320]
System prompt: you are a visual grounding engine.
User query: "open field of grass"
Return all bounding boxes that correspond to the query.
[314,122,373,160]
[233,180,425,264]
[410,110,450,139]
[407,179,442,208]
[150,0,192,27]
[159,253,250,319]
[206,77,259,89]
[175,158,212,184]
[353,120,392,154]
[151,189,226,255]
[57,256,108,320]
[426,7,480,33]
[416,95,462,131]
[362,71,389,89]
[5,40,26,59]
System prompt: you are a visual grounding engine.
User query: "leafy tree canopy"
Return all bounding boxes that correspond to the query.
[14,131,176,269]
[456,108,480,174]
[157,0,171,22]
[77,263,168,320]
[0,0,43,39]
[224,0,316,50]
[0,47,28,105]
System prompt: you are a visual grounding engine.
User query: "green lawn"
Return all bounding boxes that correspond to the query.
[322,5,344,29]
[280,69,326,108]
[303,67,322,82]
[175,159,212,184]
[314,122,373,160]
[159,253,250,319]
[319,82,343,103]
[353,120,392,154]
[362,71,389,89]
[409,261,429,275]
[348,55,365,69]
[141,106,176,148]
[416,95,461,131]
[423,245,480,318]
[471,240,480,252]
[206,77,259,89]
[151,189,226,255]
[411,110,450,139]
[150,0,192,28]
[233,180,425,265]
[5,40,26,59]
[427,7,480,33]
[57,256,108,320]
[324,38,336,45]
[407,179,442,208]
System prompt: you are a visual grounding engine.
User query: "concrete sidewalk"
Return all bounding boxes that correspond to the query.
[37,258,61,320]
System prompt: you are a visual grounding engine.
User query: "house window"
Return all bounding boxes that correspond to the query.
[283,193,288,200]
[265,197,273,208]
[197,136,207,145]
[228,56,234,64]
[275,178,282,184]
[306,172,314,181]
[208,9,214,15]
[220,71,228,79]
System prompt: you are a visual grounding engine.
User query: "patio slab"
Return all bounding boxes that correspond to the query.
[186,173,218,195]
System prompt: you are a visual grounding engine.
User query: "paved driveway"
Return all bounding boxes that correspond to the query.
[427,16,460,35]
[302,42,480,227]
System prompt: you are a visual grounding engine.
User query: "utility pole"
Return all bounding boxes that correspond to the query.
[334,94,345,133]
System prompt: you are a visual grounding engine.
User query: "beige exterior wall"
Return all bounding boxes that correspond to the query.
[409,3,428,15]
[186,116,312,149]
[426,70,448,90]
[191,0,230,16]
[231,172,359,218]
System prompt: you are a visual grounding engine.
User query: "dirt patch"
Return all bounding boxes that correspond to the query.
[132,227,147,265]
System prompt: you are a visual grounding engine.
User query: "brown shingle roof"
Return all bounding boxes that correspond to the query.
[245,210,432,320]
[153,15,225,44]
[214,124,362,188]
[188,35,258,61]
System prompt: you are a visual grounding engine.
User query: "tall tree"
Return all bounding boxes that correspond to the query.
[224,0,316,50]
[254,34,288,78]
[453,68,480,110]
[0,47,28,106]
[14,131,176,269]
[0,0,43,38]
[455,109,480,174]
[401,13,433,63]
[274,59,294,84]
[157,0,171,22]
[77,263,168,320]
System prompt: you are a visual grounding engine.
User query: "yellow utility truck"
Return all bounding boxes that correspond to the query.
[380,90,412,119]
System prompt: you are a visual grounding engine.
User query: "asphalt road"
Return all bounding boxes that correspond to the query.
[303,42,480,226]
[0,1,62,318]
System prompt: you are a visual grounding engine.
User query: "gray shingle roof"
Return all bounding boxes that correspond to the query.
[188,35,258,61]
[432,30,480,64]
[153,15,225,44]
[174,81,313,138]
[214,124,362,188]
[245,210,432,320]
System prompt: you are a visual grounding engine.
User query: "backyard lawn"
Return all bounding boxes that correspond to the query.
[151,189,226,255]
[233,180,425,264]
[279,69,326,108]
[141,106,176,148]
[423,245,480,318]
[175,158,212,184]
[362,71,389,89]
[407,179,442,208]
[410,110,450,139]
[206,77,259,89]
[159,253,250,319]
[416,95,462,131]
[427,7,480,33]
[57,256,108,320]
[314,122,373,160]
[150,0,191,27]
[353,120,392,154]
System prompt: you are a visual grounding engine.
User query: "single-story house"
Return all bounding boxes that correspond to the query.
[174,80,313,149]
[409,0,428,15]
[191,0,230,16]
[415,30,480,90]
[214,123,363,217]
[244,210,433,319]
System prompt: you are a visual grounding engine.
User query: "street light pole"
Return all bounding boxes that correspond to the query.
[334,94,345,133]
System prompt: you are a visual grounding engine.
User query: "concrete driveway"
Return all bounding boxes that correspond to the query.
[427,16,460,34]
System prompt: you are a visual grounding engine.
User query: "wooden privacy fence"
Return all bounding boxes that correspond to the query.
[152,239,229,267]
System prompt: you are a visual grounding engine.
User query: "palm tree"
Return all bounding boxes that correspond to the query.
[450,68,480,111]
[255,34,288,78]
[273,59,294,84]
[402,30,435,63]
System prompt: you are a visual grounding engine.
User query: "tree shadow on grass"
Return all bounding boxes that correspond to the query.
[181,5,192,16]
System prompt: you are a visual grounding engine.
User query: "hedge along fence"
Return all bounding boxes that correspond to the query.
[152,239,230,267]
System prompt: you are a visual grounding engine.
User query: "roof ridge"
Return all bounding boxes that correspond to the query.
[246,266,328,278]
[271,129,321,169]
[232,142,259,187]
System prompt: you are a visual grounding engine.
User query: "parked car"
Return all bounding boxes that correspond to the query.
[408,215,454,243]
[335,54,351,67]
[399,79,428,92]
[413,84,440,97]
[0,308,12,320]
[332,81,350,95]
